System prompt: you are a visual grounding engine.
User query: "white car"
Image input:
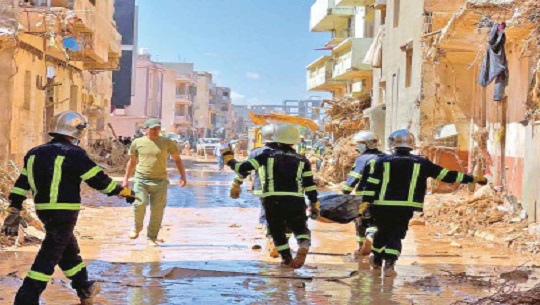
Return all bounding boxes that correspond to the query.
[196,138,221,155]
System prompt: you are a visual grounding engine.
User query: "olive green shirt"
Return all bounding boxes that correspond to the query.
[129,136,179,180]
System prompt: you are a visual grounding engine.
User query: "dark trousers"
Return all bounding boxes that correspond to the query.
[371,206,413,262]
[14,211,90,305]
[262,197,310,260]
[259,198,292,237]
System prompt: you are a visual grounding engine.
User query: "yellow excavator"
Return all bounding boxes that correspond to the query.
[247,111,319,151]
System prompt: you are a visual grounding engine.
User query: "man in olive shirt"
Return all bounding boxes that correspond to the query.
[123,118,187,245]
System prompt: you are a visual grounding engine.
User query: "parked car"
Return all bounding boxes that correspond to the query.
[196,138,221,155]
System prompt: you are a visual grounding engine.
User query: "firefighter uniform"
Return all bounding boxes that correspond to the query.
[362,152,474,265]
[341,149,384,246]
[9,137,123,304]
[297,140,307,155]
[228,144,318,264]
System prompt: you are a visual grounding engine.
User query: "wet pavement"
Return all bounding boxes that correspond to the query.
[1,158,540,304]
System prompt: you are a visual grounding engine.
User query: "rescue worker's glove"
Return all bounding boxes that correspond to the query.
[119,187,139,204]
[358,202,370,217]
[1,207,26,237]
[220,148,234,165]
[230,181,241,199]
[473,176,488,186]
[309,201,321,220]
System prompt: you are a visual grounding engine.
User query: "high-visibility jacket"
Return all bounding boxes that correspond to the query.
[238,143,279,196]
[8,138,123,211]
[229,145,318,203]
[362,152,474,210]
[297,141,307,155]
[341,149,385,196]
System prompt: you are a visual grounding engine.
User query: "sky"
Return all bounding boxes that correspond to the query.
[135,0,332,106]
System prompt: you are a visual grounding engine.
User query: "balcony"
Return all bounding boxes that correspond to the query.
[174,115,192,124]
[176,94,193,103]
[332,38,373,80]
[335,0,374,6]
[310,0,355,32]
[306,56,344,92]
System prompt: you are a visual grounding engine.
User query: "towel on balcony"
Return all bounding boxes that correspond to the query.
[363,26,384,68]
[478,22,509,102]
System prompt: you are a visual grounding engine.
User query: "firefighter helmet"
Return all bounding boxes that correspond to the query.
[271,124,300,145]
[261,124,276,143]
[48,111,88,140]
[388,129,415,150]
[352,130,379,149]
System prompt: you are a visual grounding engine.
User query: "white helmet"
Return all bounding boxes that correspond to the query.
[271,124,300,145]
[48,111,88,140]
[388,129,415,150]
[352,130,379,149]
[261,124,276,143]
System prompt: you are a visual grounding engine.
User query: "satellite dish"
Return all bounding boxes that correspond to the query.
[62,37,80,51]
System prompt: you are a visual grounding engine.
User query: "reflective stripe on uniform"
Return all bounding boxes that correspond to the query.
[348,171,362,179]
[235,176,244,182]
[10,187,28,196]
[63,262,86,277]
[247,158,260,170]
[436,169,449,181]
[27,270,52,282]
[302,171,313,177]
[366,227,377,234]
[258,167,266,191]
[369,159,376,174]
[304,185,316,192]
[456,172,464,183]
[342,185,354,191]
[100,180,117,194]
[362,191,375,196]
[379,162,390,201]
[296,234,310,240]
[261,192,304,198]
[27,155,37,195]
[408,163,421,202]
[356,236,366,242]
[81,166,102,181]
[267,158,275,192]
[21,169,27,176]
[385,248,401,257]
[50,156,65,204]
[373,200,423,209]
[371,246,385,253]
[35,203,81,210]
[296,161,305,193]
[253,190,263,195]
[367,177,380,184]
[355,190,364,196]
[276,244,290,251]
[234,163,242,174]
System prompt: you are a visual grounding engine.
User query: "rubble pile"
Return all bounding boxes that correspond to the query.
[0,0,18,37]
[316,135,358,185]
[425,189,540,253]
[85,138,129,173]
[323,97,370,139]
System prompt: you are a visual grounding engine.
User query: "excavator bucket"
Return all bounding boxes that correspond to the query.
[248,111,319,131]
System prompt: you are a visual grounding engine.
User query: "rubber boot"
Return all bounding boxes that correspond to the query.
[291,241,310,269]
[266,238,279,258]
[77,281,101,305]
[383,259,397,277]
[369,254,383,276]
[280,254,293,268]
[360,237,373,256]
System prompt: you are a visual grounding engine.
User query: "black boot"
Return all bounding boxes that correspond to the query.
[280,254,293,268]
[76,281,101,305]
[383,259,397,277]
[369,254,383,275]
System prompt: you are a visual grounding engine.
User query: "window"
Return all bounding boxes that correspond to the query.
[176,83,186,95]
[393,0,400,28]
[405,49,413,88]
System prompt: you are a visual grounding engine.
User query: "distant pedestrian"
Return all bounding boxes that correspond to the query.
[122,118,187,246]
[297,136,307,155]
[214,139,231,170]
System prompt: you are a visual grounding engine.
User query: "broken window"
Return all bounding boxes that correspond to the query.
[405,49,413,88]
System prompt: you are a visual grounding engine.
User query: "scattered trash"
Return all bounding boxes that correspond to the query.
[251,245,262,250]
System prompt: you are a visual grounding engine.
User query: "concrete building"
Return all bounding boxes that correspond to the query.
[0,0,121,162]
[161,62,196,136]
[109,51,165,137]
[193,71,213,137]
[112,0,138,109]
[250,99,322,121]
[233,105,252,135]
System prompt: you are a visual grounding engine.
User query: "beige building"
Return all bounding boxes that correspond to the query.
[0,0,120,163]
[161,62,196,136]
[109,51,165,137]
[193,72,213,137]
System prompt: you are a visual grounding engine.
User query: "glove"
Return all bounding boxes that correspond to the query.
[119,187,138,204]
[1,207,25,237]
[473,176,488,186]
[309,201,320,220]
[230,181,241,199]
[358,202,370,216]
[220,148,234,165]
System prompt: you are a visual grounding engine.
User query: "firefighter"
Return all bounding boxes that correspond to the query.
[341,131,385,259]
[229,124,290,258]
[223,124,319,269]
[297,136,307,155]
[1,111,136,305]
[361,129,488,277]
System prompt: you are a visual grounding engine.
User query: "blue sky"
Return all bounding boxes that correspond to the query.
[136,0,331,106]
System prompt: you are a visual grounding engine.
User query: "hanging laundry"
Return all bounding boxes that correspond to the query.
[363,26,384,68]
[478,22,509,102]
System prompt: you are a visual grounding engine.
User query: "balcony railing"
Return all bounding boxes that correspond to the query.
[332,38,373,80]
[306,56,341,92]
[174,115,192,123]
[176,94,193,102]
[310,0,355,32]
[335,0,374,7]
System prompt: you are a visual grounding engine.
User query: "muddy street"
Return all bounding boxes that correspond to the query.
[1,160,540,305]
